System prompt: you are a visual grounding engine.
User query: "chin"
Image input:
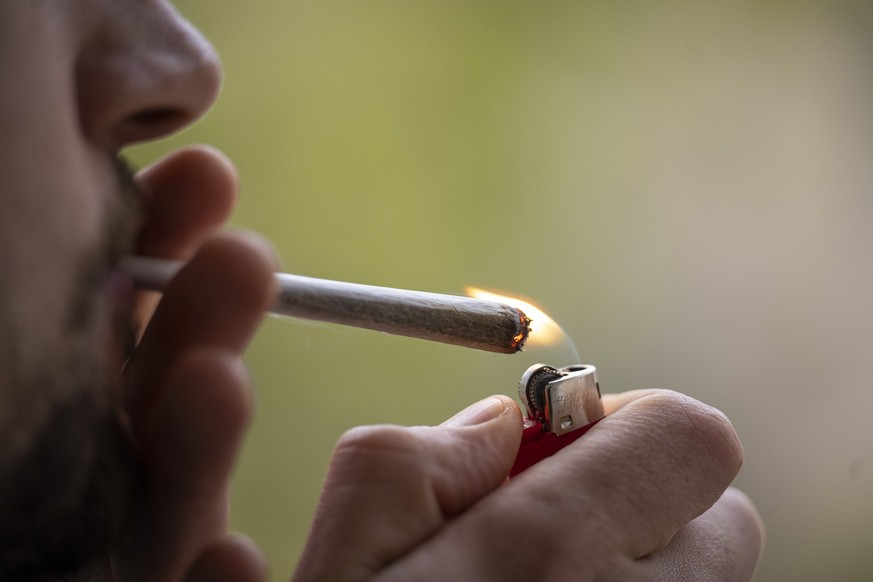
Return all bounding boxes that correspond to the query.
[0,326,141,578]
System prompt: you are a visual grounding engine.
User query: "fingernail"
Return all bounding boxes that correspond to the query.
[444,396,506,427]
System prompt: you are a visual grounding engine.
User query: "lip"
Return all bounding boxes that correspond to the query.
[103,268,139,360]
[104,269,136,312]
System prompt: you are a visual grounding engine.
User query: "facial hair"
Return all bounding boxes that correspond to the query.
[0,156,144,579]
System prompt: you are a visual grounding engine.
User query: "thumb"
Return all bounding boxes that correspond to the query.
[292,395,522,582]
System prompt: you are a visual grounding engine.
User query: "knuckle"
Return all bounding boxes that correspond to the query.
[332,425,425,473]
[336,424,412,451]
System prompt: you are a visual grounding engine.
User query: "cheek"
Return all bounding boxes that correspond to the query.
[0,37,108,374]
[0,4,134,245]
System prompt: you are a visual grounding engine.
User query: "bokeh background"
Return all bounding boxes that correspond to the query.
[130,1,873,580]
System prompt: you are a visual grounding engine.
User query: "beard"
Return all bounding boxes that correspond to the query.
[0,341,141,579]
[0,157,144,578]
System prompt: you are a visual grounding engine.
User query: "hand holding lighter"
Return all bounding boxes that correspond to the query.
[510,364,606,477]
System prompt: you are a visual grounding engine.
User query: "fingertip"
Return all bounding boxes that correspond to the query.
[135,145,240,258]
[616,390,744,482]
[187,232,278,313]
[139,145,238,200]
[493,394,522,419]
[184,534,268,582]
[181,144,238,182]
[495,394,523,427]
[646,487,765,581]
[721,487,766,552]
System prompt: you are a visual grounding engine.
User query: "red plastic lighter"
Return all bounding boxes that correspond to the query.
[510,364,605,477]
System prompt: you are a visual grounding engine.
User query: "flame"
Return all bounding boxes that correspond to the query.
[466,287,565,347]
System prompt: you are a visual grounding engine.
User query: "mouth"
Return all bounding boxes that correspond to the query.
[104,268,139,362]
[104,269,135,313]
[108,156,145,360]
[65,153,144,357]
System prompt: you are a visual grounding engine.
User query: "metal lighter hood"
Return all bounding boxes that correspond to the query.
[518,364,604,436]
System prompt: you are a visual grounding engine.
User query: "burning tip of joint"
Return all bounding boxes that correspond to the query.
[465,287,564,348]
[511,310,532,352]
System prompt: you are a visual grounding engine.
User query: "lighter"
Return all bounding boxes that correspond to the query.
[510,364,606,477]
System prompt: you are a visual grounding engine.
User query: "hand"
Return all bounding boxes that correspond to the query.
[293,390,764,581]
[76,146,274,581]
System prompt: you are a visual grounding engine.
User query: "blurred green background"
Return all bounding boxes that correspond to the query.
[130,1,873,579]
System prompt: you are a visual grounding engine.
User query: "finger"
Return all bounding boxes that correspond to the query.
[113,349,254,582]
[135,145,237,258]
[132,145,238,326]
[292,395,523,582]
[183,534,268,582]
[124,232,275,437]
[527,390,745,559]
[642,487,765,581]
[379,390,744,580]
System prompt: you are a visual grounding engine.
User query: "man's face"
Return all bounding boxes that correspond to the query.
[0,0,220,575]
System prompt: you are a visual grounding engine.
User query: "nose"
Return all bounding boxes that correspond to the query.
[75,1,222,150]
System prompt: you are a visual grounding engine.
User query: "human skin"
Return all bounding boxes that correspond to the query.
[0,1,272,579]
[0,0,763,580]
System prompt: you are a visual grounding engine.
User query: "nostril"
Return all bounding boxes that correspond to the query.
[123,107,192,142]
[128,108,184,126]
